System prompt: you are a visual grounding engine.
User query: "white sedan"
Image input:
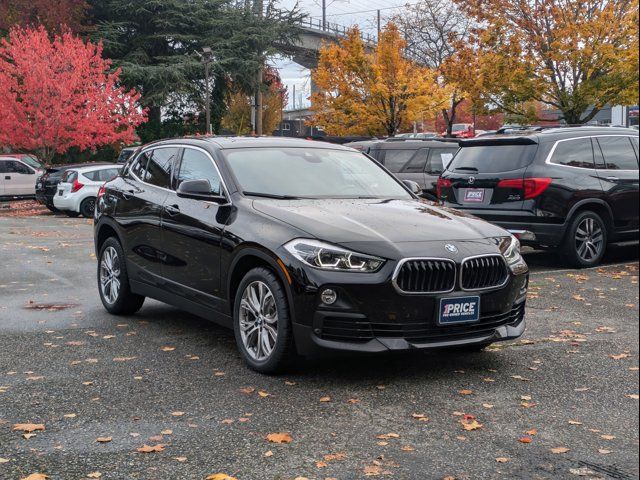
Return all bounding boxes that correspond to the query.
[54,164,122,218]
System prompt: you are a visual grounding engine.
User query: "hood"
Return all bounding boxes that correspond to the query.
[253,198,508,256]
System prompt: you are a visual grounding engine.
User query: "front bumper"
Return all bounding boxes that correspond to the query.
[283,256,529,356]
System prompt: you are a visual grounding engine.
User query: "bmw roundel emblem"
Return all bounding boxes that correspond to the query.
[445,243,458,253]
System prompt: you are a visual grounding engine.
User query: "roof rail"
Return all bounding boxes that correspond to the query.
[384,137,459,144]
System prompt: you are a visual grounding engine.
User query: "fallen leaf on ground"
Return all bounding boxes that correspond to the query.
[87,473,102,478]
[598,449,612,454]
[264,450,273,457]
[401,445,415,451]
[319,396,331,402]
[161,429,173,435]
[461,414,483,431]
[609,353,631,360]
[376,433,400,439]
[526,429,538,436]
[205,475,238,480]
[625,394,639,400]
[96,437,112,443]
[137,444,165,453]
[601,434,615,440]
[551,447,570,454]
[496,457,509,463]
[519,437,532,444]
[171,411,185,417]
[266,432,292,443]
[175,457,187,462]
[21,475,49,480]
[240,387,255,394]
[161,347,175,352]
[411,413,428,421]
[258,390,270,397]
[459,390,473,395]
[12,423,45,433]
[113,357,137,362]
[316,461,328,468]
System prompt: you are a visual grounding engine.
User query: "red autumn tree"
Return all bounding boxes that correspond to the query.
[0,26,146,161]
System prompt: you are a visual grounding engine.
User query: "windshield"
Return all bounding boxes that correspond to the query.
[17,155,43,170]
[452,124,471,132]
[447,144,538,173]
[224,148,412,199]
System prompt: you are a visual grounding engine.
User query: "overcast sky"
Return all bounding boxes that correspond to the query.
[273,0,415,109]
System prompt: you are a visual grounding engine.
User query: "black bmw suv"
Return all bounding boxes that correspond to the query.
[94,137,528,373]
[438,127,639,267]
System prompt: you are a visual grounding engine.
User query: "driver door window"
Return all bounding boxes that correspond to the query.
[177,148,222,195]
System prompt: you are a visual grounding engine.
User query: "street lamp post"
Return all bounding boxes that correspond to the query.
[201,46,213,135]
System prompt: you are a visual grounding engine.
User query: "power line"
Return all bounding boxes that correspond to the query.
[309,1,421,19]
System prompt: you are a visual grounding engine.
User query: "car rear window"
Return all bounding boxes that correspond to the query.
[447,144,538,173]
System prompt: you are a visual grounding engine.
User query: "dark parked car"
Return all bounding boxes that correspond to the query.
[367,139,459,199]
[438,127,639,267]
[36,163,109,211]
[117,147,138,164]
[94,137,528,373]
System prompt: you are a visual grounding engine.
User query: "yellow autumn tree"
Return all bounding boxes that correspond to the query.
[455,0,639,124]
[222,67,287,135]
[311,24,447,137]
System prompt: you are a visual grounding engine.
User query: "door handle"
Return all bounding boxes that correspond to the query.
[164,204,180,216]
[4,176,10,180]
[605,176,619,181]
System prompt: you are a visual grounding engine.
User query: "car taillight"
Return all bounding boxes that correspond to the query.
[437,178,452,198]
[97,185,106,200]
[71,179,84,193]
[497,178,552,199]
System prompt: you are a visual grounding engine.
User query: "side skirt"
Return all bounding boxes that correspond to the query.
[130,279,233,329]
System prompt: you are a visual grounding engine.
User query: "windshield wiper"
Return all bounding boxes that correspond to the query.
[243,191,305,200]
[454,167,479,172]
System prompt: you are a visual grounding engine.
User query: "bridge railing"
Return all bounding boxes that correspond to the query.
[296,16,377,45]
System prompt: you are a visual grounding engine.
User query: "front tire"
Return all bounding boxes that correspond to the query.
[80,197,96,218]
[97,237,145,315]
[562,211,607,268]
[233,267,297,374]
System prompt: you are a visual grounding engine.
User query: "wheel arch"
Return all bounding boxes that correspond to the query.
[566,199,614,233]
[226,245,295,320]
[95,219,125,255]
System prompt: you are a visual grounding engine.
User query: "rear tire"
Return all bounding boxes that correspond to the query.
[562,211,607,268]
[80,197,96,218]
[233,267,297,374]
[97,237,145,315]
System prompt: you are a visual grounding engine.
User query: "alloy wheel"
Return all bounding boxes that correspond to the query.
[100,246,121,305]
[239,281,278,361]
[574,217,604,262]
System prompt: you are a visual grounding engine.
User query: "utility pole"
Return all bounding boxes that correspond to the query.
[198,47,213,135]
[322,0,327,30]
[377,9,381,36]
[253,0,264,136]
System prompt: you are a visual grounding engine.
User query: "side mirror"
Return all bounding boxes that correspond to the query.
[402,180,422,195]
[177,179,227,203]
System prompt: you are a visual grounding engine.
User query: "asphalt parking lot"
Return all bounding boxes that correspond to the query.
[0,212,638,480]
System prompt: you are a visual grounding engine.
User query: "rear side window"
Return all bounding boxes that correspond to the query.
[0,161,8,174]
[427,148,457,174]
[596,136,638,170]
[381,149,422,173]
[62,170,78,183]
[550,138,595,169]
[145,148,178,188]
[177,148,222,194]
[448,144,537,173]
[86,168,119,182]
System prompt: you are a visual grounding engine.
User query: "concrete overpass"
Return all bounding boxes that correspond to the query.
[282,17,377,69]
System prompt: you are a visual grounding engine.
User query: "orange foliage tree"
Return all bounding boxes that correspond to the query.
[311,24,447,137]
[455,0,639,124]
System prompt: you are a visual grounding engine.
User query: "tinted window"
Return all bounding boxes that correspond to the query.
[130,151,149,179]
[382,149,420,173]
[0,161,8,174]
[596,136,638,170]
[427,148,457,174]
[177,149,222,195]
[85,168,119,182]
[550,138,595,169]
[448,144,537,173]
[83,170,100,181]
[3,160,32,174]
[145,148,177,188]
[402,149,429,173]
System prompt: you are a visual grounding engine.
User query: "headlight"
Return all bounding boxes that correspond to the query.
[284,239,384,272]
[498,236,528,274]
